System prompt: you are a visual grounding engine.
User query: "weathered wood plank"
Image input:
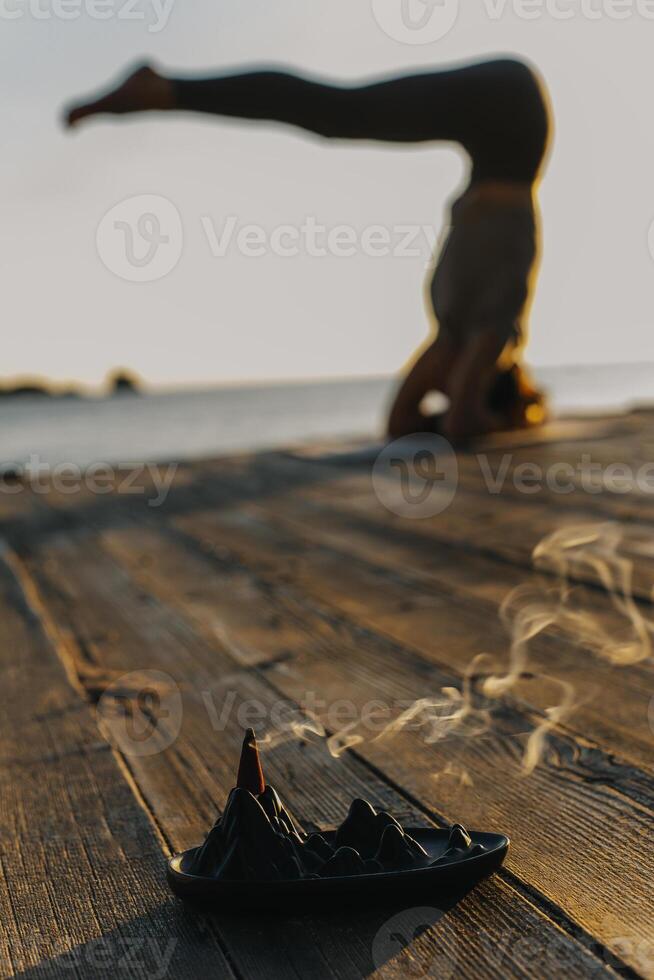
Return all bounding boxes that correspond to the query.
[95,520,653,976]
[19,528,625,979]
[247,454,654,603]
[0,544,236,980]
[202,498,654,770]
[20,533,435,980]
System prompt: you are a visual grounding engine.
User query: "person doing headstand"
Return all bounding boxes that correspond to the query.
[65,56,551,443]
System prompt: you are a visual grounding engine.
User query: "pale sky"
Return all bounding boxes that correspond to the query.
[2,0,654,388]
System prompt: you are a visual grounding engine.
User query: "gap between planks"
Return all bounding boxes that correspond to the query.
[12,528,629,975]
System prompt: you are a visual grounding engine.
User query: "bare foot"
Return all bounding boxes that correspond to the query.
[65,64,175,128]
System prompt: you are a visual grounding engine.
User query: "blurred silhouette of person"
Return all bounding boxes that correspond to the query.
[65,57,551,444]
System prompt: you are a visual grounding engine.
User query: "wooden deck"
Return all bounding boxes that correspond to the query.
[2,411,654,979]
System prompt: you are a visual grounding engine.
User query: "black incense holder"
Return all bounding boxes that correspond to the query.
[166,730,509,910]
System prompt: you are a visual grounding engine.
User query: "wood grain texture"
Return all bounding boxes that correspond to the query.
[0,544,237,980]
[18,526,625,979]
[208,447,654,601]
[5,416,654,978]
[198,497,654,770]
[96,519,653,977]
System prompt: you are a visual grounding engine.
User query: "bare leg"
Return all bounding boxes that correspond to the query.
[386,330,509,443]
[386,335,458,439]
[64,60,549,188]
[441,329,507,443]
[64,59,549,445]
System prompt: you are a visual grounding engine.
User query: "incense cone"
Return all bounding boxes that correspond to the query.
[236,728,265,796]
